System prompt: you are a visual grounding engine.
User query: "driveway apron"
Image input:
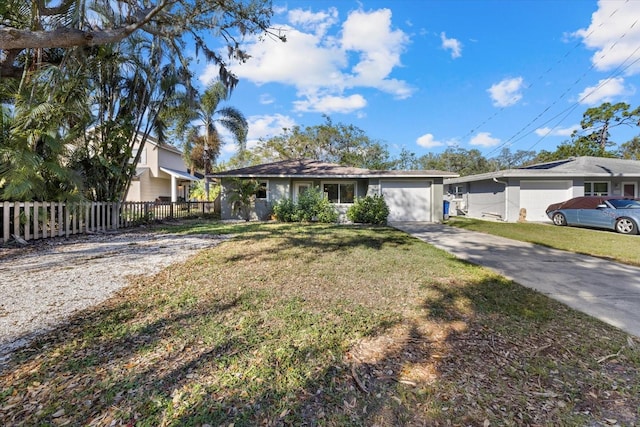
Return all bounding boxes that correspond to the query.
[391,222,640,338]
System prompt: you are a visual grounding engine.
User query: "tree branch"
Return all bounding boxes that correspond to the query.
[0,2,169,50]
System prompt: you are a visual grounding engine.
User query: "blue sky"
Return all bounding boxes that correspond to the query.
[192,0,640,164]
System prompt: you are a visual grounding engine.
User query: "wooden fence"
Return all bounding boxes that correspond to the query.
[1,201,216,244]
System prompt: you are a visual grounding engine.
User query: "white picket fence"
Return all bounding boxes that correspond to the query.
[1,201,216,244]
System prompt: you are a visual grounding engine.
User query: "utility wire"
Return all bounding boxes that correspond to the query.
[457,0,637,156]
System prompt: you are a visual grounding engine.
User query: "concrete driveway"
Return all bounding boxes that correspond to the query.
[392,222,640,338]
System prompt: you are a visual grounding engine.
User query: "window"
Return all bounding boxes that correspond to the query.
[585,182,609,196]
[452,185,465,199]
[322,182,355,204]
[130,147,147,165]
[256,180,268,199]
[294,182,312,201]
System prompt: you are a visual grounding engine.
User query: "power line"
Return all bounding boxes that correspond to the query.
[459,1,638,157]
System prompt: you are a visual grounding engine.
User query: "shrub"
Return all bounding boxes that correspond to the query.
[272,187,338,223]
[346,194,389,225]
[296,187,338,223]
[272,198,298,222]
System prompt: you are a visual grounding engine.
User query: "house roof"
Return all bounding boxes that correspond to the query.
[160,167,200,181]
[140,134,183,156]
[445,156,640,184]
[208,159,458,179]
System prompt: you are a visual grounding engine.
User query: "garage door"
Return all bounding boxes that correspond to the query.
[520,180,572,222]
[381,180,431,222]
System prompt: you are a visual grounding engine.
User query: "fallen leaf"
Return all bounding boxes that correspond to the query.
[51,408,65,418]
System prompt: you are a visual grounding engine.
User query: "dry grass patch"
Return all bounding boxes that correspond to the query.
[1,222,638,426]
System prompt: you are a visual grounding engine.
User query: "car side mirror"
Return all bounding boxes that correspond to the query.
[596,204,608,209]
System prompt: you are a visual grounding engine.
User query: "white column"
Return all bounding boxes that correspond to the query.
[171,175,177,202]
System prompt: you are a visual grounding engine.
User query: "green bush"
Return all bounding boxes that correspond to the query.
[346,194,389,225]
[296,187,338,222]
[272,187,338,223]
[272,198,298,222]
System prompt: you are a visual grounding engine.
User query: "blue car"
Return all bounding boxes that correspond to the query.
[546,196,640,235]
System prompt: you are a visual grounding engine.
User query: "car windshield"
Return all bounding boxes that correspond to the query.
[608,199,640,209]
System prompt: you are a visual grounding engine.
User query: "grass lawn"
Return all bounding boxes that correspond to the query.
[1,222,639,426]
[446,216,640,267]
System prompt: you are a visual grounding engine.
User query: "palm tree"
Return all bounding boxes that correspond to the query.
[172,80,248,198]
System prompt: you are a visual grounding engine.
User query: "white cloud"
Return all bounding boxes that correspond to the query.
[488,77,525,107]
[340,9,412,98]
[220,114,297,155]
[259,93,275,105]
[293,94,367,113]
[577,77,634,105]
[535,125,580,137]
[440,32,462,58]
[470,132,500,147]
[416,133,444,148]
[573,0,640,75]
[202,6,413,115]
[288,7,338,37]
[247,114,296,141]
[212,25,346,92]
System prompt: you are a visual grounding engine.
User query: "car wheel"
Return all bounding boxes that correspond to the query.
[615,217,638,235]
[552,212,567,226]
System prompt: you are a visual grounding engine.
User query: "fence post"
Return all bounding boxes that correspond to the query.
[33,201,39,240]
[57,202,64,237]
[48,203,54,238]
[2,202,10,243]
[13,202,20,240]
[24,202,31,240]
[64,202,71,238]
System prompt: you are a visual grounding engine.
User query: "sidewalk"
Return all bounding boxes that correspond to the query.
[392,222,640,338]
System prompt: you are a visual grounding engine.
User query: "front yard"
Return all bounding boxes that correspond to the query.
[447,216,640,267]
[1,222,638,426]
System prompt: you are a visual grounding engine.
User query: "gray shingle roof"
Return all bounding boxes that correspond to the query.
[208,159,458,179]
[445,156,640,184]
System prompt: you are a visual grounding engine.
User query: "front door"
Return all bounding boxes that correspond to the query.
[294,182,312,201]
[623,182,637,198]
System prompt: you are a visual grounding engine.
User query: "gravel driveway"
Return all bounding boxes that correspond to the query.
[0,228,229,367]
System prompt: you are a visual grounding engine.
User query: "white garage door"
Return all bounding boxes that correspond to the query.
[520,180,572,222]
[381,180,431,222]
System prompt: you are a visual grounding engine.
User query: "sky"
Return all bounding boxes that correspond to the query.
[191,0,640,164]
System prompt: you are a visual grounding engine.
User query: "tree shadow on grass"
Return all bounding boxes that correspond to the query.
[1,227,638,426]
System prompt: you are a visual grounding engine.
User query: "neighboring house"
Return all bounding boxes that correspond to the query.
[444,156,640,222]
[126,135,200,202]
[208,159,458,222]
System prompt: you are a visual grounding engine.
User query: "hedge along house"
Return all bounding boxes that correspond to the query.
[444,156,640,223]
[208,159,458,222]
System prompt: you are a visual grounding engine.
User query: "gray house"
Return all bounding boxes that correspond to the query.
[209,159,458,222]
[444,156,640,222]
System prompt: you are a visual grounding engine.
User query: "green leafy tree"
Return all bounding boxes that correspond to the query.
[1,0,279,88]
[255,116,394,169]
[491,147,537,169]
[619,136,640,160]
[417,147,493,176]
[393,147,420,170]
[66,37,187,201]
[0,0,276,202]
[534,102,640,163]
[579,102,640,150]
[0,60,88,201]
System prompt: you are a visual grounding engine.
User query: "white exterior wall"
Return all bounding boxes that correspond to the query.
[466,180,507,220]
